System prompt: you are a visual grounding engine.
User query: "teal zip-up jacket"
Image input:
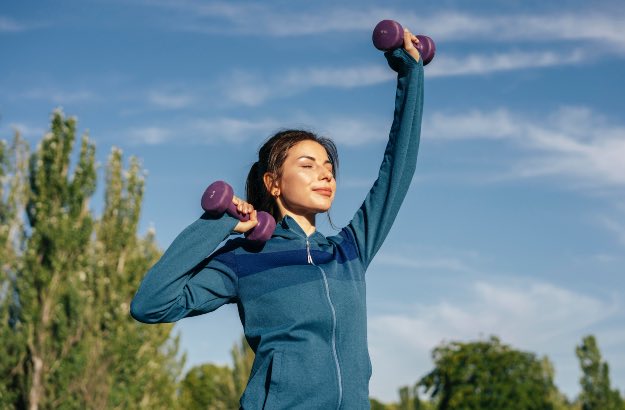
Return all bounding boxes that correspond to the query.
[130,48,424,409]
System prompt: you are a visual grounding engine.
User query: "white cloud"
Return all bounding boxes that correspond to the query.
[8,123,46,139]
[21,88,97,104]
[153,2,388,36]
[125,117,282,145]
[223,70,274,107]
[221,65,392,107]
[0,16,28,32]
[317,117,388,146]
[375,252,476,274]
[428,48,586,77]
[368,278,622,402]
[121,105,625,192]
[596,215,625,246]
[282,66,394,90]
[121,105,625,193]
[424,106,625,187]
[143,3,625,53]
[222,46,587,106]
[413,12,625,51]
[190,117,281,143]
[128,126,172,145]
[147,90,195,109]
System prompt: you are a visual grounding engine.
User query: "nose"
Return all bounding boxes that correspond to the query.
[319,166,333,181]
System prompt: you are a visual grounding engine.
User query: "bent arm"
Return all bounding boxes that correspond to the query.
[345,48,424,270]
[130,212,239,323]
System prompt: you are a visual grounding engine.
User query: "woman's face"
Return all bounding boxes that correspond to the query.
[268,140,336,217]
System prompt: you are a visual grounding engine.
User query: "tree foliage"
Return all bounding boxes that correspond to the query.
[418,336,558,410]
[0,110,184,409]
[179,334,254,409]
[576,335,624,410]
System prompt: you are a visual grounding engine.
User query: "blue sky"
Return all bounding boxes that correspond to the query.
[2,0,625,403]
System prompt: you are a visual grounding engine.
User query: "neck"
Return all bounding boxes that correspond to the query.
[282,212,316,237]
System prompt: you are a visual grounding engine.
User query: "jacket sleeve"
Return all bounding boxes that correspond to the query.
[130,212,240,324]
[344,48,424,270]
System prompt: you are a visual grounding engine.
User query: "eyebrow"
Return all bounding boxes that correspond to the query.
[298,155,332,165]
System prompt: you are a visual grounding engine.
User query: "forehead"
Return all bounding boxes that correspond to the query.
[287,140,330,160]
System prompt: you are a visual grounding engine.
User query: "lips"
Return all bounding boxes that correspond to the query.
[313,188,333,197]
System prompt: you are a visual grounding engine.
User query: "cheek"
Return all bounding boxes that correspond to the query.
[280,171,310,196]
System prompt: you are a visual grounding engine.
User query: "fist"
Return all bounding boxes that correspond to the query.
[232,196,259,233]
[403,28,421,62]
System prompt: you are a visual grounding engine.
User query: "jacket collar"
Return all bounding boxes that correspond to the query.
[272,215,330,246]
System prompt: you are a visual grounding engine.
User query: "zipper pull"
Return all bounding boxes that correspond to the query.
[306,239,313,264]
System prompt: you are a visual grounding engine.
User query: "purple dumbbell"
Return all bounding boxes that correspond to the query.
[372,20,436,65]
[201,180,276,242]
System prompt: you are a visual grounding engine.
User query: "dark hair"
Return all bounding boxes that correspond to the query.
[245,129,339,228]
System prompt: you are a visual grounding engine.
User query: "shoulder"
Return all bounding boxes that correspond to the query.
[327,227,361,262]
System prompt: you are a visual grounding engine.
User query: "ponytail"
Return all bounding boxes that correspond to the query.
[245,160,277,221]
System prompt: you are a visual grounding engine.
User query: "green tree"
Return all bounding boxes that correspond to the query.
[231,334,254,398]
[575,335,624,410]
[80,147,184,409]
[179,363,238,409]
[418,336,557,410]
[0,110,184,409]
[0,133,30,408]
[179,335,254,408]
[370,397,394,409]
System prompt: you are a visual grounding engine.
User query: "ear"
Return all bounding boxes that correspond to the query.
[263,172,280,197]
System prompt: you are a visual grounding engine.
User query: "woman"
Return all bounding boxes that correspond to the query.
[131,29,424,409]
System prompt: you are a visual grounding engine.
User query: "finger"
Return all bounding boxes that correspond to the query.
[242,219,259,230]
[403,28,415,50]
[402,28,421,62]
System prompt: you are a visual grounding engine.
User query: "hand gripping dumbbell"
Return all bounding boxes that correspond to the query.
[201,181,276,242]
[372,20,436,65]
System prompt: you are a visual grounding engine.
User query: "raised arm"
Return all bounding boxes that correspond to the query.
[344,47,424,270]
[130,212,240,323]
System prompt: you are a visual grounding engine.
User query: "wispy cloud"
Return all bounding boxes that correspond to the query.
[123,105,625,192]
[368,278,622,401]
[8,123,46,139]
[282,66,394,89]
[147,90,195,109]
[141,2,625,53]
[596,215,625,247]
[222,65,392,107]
[222,45,589,106]
[147,1,388,36]
[127,126,172,145]
[425,106,625,187]
[412,12,625,51]
[125,117,281,145]
[428,48,586,77]
[0,16,29,32]
[375,253,477,274]
[20,88,98,104]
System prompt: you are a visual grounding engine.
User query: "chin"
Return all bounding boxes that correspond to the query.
[314,202,333,213]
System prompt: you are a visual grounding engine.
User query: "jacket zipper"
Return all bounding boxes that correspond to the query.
[306,238,343,409]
